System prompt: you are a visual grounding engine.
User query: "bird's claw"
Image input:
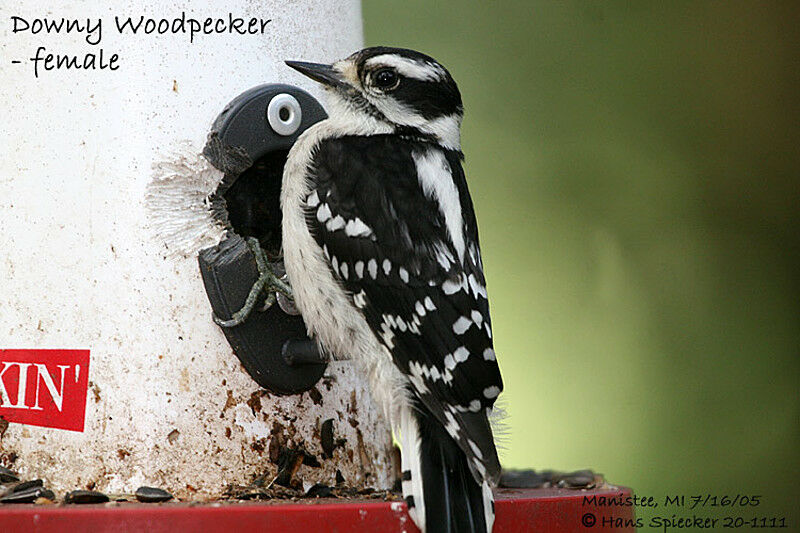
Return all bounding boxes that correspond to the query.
[213,237,294,328]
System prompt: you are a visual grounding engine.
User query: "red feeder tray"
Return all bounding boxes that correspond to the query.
[0,486,635,532]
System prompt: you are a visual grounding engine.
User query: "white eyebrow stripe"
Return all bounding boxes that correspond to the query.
[365,54,446,81]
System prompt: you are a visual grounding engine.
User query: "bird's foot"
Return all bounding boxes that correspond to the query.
[214,237,294,327]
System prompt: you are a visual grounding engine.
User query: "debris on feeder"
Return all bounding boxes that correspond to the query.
[135,486,174,503]
[304,483,333,498]
[0,465,19,483]
[1,480,55,504]
[64,489,111,504]
[499,468,602,490]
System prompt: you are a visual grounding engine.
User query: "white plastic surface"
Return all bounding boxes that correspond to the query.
[0,0,395,497]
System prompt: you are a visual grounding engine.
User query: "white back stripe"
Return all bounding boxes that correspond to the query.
[413,149,466,262]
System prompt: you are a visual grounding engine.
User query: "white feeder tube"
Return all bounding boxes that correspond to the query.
[0,0,395,498]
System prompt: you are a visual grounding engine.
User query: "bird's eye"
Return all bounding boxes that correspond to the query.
[373,68,399,90]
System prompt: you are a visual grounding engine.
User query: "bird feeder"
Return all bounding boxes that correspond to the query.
[1,3,638,531]
[0,0,396,499]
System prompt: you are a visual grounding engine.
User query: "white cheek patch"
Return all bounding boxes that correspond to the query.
[421,114,461,151]
[365,94,462,151]
[369,95,419,123]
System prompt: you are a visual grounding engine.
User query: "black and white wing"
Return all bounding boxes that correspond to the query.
[304,134,503,482]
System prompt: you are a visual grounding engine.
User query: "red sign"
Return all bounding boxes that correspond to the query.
[0,349,90,432]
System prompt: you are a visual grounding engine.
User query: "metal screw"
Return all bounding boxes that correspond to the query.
[266,93,302,136]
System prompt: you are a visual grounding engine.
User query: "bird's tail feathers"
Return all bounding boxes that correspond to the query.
[399,404,495,533]
[400,405,427,529]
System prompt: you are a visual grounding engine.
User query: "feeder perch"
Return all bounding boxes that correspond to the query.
[198,83,329,395]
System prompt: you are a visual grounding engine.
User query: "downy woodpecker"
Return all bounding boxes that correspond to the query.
[282,47,503,533]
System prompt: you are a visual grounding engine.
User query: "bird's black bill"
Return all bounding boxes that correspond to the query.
[285,61,345,88]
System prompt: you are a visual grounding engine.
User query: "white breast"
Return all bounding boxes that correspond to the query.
[280,115,408,427]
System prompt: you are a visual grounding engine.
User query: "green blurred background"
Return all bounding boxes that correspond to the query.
[363,0,799,525]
